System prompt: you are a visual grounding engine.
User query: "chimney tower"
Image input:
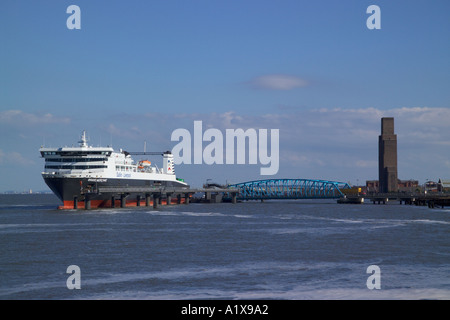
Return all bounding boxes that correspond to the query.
[378,117,398,193]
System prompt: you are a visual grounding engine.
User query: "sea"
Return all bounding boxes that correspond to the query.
[0,194,449,301]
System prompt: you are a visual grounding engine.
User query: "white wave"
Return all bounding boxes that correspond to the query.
[0,222,116,235]
[0,279,64,297]
[0,267,228,298]
[329,218,364,224]
[3,261,449,300]
[145,210,226,217]
[146,211,180,216]
[410,219,450,225]
[233,214,253,219]
[0,223,58,229]
[180,211,225,217]
[268,228,311,235]
[79,287,450,300]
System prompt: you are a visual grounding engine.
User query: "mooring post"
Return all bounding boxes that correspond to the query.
[120,194,126,208]
[167,193,172,206]
[145,194,150,207]
[84,196,91,210]
[232,192,237,204]
[153,194,158,209]
[136,195,141,206]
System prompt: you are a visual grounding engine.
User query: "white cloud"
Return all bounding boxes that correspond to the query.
[0,149,35,166]
[135,107,450,153]
[283,151,326,167]
[106,123,142,140]
[391,107,450,127]
[248,74,308,90]
[0,110,70,125]
[355,160,377,168]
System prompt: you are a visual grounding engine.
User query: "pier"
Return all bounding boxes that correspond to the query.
[74,181,450,210]
[74,178,354,210]
[75,178,352,210]
[78,186,239,210]
[338,193,450,208]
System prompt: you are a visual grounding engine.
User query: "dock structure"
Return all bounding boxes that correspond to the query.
[77,178,352,210]
[79,186,239,210]
[76,177,450,210]
[337,192,450,208]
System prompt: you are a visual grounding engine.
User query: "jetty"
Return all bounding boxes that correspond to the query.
[337,192,450,208]
[78,186,239,210]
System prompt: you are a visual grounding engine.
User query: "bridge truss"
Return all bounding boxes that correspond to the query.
[227,179,351,200]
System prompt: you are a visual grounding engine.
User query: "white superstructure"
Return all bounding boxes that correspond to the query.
[40,131,182,183]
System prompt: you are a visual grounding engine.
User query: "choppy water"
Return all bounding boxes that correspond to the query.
[0,194,449,300]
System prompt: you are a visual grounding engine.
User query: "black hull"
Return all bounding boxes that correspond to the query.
[43,176,189,208]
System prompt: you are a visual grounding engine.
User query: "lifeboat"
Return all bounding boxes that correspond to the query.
[138,160,151,169]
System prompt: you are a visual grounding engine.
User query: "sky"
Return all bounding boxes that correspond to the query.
[1,0,449,192]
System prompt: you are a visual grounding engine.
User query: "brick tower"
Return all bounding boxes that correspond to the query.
[378,117,398,193]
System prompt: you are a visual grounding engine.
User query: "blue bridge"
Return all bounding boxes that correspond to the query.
[226,179,351,201]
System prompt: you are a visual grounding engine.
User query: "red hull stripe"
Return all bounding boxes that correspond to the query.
[59,197,187,209]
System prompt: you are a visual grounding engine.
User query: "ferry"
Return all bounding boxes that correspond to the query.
[40,131,189,209]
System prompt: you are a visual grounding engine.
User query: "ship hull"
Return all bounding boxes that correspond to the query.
[43,176,190,209]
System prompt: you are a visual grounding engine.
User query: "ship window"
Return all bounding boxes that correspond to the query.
[45,157,107,163]
[45,165,107,170]
[55,151,109,157]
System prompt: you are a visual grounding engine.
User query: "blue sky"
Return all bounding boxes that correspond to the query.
[1,0,449,191]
